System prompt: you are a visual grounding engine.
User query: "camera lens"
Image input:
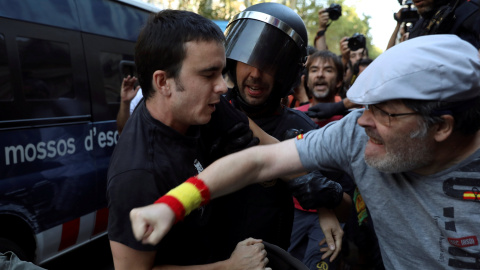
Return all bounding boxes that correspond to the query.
[347,33,366,51]
[400,7,420,22]
[326,4,342,21]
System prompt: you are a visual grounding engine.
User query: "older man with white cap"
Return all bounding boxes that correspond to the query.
[129,34,480,269]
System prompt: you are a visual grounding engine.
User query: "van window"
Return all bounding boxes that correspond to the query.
[0,18,90,126]
[17,36,74,100]
[99,52,134,103]
[0,0,79,30]
[0,0,157,265]
[0,33,12,101]
[76,0,151,41]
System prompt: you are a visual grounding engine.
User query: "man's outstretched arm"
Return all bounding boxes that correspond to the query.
[130,140,301,241]
[130,139,344,259]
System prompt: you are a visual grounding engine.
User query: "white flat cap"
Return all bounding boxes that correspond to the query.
[347,34,480,105]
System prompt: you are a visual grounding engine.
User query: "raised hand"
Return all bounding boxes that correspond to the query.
[120,75,140,103]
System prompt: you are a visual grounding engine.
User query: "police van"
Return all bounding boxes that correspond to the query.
[0,0,159,265]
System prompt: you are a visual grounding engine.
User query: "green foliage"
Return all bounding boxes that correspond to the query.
[146,0,382,58]
[295,0,380,58]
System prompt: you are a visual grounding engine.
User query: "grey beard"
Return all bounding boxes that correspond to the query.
[365,131,433,173]
[365,145,431,173]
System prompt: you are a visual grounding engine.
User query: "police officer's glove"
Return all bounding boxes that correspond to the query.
[305,101,346,119]
[209,121,259,160]
[287,170,343,209]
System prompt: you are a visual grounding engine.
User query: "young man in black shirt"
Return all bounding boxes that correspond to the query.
[107,10,273,270]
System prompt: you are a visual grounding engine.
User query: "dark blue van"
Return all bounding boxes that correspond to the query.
[0,0,159,265]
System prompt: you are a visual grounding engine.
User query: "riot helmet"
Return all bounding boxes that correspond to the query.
[225,3,308,111]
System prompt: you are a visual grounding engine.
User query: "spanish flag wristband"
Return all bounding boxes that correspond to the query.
[155,176,211,223]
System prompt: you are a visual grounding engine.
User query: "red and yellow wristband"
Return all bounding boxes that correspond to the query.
[154,176,210,223]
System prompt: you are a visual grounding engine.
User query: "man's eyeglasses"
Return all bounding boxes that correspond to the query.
[365,104,419,126]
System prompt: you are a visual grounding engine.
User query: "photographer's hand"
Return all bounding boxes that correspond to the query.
[117,75,140,134]
[318,8,329,30]
[339,37,350,67]
[314,8,329,50]
[120,75,140,103]
[387,8,404,50]
[393,8,403,23]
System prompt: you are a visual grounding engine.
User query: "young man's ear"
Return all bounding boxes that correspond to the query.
[434,115,454,142]
[153,70,171,96]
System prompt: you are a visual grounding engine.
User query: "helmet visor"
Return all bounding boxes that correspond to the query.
[225,18,304,85]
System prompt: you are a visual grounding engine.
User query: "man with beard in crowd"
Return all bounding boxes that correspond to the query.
[407,0,479,48]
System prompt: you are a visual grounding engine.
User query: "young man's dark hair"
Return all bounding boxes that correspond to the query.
[135,10,225,99]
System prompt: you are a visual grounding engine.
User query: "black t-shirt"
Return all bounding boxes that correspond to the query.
[107,96,248,265]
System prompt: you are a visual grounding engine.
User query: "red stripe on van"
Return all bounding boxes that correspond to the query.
[92,208,109,236]
[58,218,80,251]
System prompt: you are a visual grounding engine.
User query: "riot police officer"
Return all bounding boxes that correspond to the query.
[210,3,350,269]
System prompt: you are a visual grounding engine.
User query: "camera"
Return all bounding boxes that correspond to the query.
[326,3,342,21]
[119,60,137,78]
[347,33,366,51]
[395,0,420,23]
